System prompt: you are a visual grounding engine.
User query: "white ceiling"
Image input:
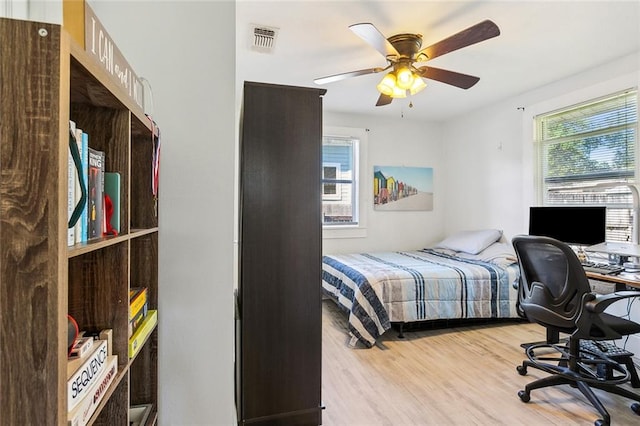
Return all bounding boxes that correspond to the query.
[236,0,640,122]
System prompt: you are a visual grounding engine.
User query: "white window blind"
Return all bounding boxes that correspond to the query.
[537,89,638,242]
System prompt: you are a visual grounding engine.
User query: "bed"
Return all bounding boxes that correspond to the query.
[321,229,521,347]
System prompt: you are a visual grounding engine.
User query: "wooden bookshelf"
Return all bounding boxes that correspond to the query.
[0,15,159,426]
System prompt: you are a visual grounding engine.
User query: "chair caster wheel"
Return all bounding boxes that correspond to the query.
[631,402,640,415]
[516,365,527,376]
[594,419,608,426]
[518,390,530,402]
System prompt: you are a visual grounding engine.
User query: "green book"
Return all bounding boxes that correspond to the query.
[104,172,120,233]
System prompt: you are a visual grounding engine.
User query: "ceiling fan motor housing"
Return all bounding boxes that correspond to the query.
[387,33,423,60]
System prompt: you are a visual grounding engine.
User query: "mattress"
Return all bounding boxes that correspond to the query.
[322,248,520,347]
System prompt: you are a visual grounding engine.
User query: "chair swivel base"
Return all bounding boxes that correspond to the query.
[520,338,640,388]
[580,340,640,388]
[517,341,640,426]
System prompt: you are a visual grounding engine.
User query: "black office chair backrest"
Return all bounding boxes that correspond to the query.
[512,235,594,333]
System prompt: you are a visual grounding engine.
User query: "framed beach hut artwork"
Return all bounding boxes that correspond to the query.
[373,166,433,211]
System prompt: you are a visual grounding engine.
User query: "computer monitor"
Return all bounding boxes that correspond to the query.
[528,206,606,246]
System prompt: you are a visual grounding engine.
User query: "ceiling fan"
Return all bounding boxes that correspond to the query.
[314,20,500,106]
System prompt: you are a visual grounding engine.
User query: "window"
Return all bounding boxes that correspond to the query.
[536,89,638,242]
[322,135,358,225]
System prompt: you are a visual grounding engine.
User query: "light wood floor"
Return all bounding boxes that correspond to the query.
[321,300,640,425]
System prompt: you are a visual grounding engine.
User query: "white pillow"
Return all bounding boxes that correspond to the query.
[475,242,516,262]
[455,242,517,267]
[435,229,503,255]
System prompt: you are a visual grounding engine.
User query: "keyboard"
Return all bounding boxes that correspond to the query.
[581,261,624,275]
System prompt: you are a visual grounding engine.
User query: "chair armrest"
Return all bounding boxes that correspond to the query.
[585,290,640,313]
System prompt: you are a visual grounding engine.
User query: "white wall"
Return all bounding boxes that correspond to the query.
[89,1,236,425]
[442,52,640,242]
[323,111,445,254]
[440,98,525,240]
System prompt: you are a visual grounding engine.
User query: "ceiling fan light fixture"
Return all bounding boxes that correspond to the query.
[395,66,414,90]
[409,77,427,95]
[376,73,396,96]
[391,85,407,99]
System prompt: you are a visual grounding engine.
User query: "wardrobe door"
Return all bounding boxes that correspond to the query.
[237,82,325,425]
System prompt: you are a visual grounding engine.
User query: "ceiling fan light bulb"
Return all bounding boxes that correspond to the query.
[409,77,427,95]
[396,67,414,90]
[376,73,396,96]
[391,85,407,99]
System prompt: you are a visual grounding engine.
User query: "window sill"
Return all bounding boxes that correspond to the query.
[322,226,367,239]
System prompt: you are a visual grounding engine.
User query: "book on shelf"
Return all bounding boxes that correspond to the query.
[67,141,76,247]
[129,301,148,338]
[73,127,85,244]
[67,354,118,426]
[67,120,77,246]
[99,329,113,356]
[87,147,105,239]
[80,131,89,242]
[68,335,94,360]
[82,329,113,357]
[129,287,148,320]
[67,339,108,411]
[129,309,157,359]
[129,287,148,337]
[104,172,120,234]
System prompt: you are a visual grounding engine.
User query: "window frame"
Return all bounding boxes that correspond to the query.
[322,126,368,239]
[534,88,638,243]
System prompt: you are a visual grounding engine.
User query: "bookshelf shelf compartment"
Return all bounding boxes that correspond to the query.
[68,234,129,258]
[68,228,159,259]
[0,16,159,425]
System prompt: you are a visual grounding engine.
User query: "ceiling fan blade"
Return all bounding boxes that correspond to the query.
[416,20,500,61]
[314,67,384,85]
[349,23,400,59]
[416,66,480,89]
[376,94,393,106]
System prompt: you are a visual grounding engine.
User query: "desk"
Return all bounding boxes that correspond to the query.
[586,271,640,290]
[585,242,640,289]
[586,242,640,258]
[584,270,640,387]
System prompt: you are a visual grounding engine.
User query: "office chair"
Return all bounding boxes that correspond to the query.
[512,235,640,426]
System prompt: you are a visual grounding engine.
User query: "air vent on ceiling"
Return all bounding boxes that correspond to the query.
[250,24,279,53]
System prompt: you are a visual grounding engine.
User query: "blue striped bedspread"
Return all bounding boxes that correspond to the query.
[322,249,520,347]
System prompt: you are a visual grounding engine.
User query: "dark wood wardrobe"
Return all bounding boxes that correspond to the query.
[236,82,326,425]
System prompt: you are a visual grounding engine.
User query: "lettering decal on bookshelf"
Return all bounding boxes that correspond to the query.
[89,17,113,74]
[84,4,144,112]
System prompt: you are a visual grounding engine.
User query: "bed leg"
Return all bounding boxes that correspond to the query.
[397,323,405,339]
